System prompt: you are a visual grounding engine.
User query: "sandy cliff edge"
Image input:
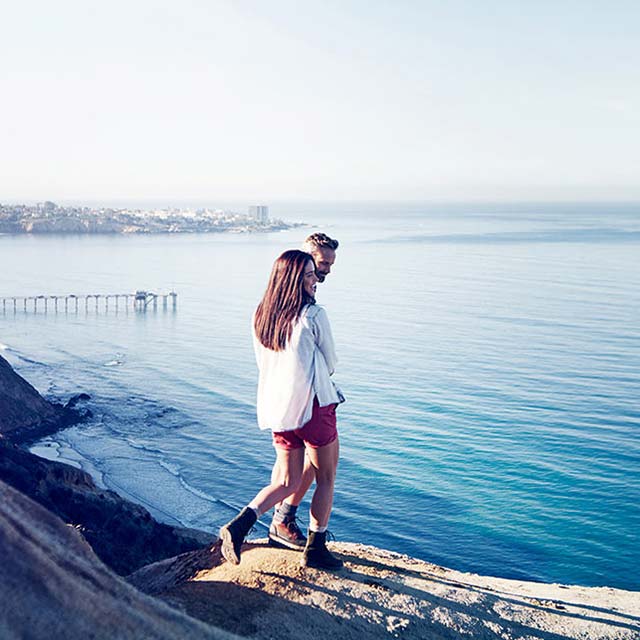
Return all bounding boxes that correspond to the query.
[129,539,640,640]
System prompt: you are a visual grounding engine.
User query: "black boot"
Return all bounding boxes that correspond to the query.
[219,507,257,565]
[301,530,343,570]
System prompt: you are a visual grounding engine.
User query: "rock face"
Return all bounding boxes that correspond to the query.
[132,540,640,640]
[0,442,214,575]
[0,479,236,640]
[0,354,60,435]
[0,354,85,443]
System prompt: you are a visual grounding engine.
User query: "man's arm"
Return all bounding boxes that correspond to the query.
[313,306,338,375]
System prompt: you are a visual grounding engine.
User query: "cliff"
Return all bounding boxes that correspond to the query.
[2,476,638,640]
[0,478,235,640]
[0,353,63,437]
[0,353,89,444]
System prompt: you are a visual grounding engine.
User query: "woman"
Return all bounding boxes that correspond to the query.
[219,249,344,570]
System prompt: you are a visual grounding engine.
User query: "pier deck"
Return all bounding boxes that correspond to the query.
[1,290,177,313]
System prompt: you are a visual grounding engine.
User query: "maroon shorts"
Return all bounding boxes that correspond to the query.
[272,398,338,450]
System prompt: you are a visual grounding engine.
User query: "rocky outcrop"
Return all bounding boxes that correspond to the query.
[0,441,214,575]
[0,354,59,433]
[0,354,85,443]
[132,540,640,640]
[0,478,236,640]
[128,541,224,595]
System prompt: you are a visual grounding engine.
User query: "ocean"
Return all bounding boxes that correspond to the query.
[1,201,639,590]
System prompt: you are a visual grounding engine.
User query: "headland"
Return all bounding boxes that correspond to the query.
[0,201,302,234]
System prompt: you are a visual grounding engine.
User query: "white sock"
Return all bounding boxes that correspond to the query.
[309,525,327,533]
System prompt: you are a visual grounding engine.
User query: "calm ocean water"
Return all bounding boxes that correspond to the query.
[1,202,639,590]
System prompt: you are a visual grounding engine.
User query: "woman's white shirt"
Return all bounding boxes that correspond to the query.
[253,304,344,432]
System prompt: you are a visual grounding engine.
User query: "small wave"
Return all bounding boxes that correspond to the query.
[160,462,242,511]
[177,475,219,505]
[0,343,47,365]
[16,354,48,366]
[124,438,166,456]
[104,352,126,367]
[172,470,269,530]
[158,459,182,477]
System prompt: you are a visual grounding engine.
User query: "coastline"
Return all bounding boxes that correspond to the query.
[29,432,194,529]
[0,352,216,577]
[0,201,305,235]
[30,437,108,487]
[29,430,269,535]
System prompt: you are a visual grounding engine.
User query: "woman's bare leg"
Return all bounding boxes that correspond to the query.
[220,447,305,565]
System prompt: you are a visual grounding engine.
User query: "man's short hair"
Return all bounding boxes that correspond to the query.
[303,232,339,253]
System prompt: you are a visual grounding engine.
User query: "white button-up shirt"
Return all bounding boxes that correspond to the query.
[253,304,344,432]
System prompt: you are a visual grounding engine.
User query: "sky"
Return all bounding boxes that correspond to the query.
[1,0,638,204]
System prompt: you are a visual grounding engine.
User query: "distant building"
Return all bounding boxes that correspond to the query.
[39,201,57,213]
[249,205,269,224]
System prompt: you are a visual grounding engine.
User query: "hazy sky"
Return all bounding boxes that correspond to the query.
[1,1,638,203]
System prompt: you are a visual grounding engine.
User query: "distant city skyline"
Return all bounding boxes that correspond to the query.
[1,1,638,202]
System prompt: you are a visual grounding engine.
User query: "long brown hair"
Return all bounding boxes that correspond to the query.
[254,250,315,351]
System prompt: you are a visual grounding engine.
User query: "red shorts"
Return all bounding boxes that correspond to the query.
[272,398,338,450]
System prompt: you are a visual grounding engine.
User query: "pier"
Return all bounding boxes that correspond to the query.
[1,290,177,314]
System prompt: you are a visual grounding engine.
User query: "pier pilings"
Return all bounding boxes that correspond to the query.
[0,291,177,314]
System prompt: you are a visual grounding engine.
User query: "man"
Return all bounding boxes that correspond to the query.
[302,232,338,283]
[268,232,339,550]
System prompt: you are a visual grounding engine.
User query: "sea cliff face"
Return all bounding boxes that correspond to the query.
[0,354,61,435]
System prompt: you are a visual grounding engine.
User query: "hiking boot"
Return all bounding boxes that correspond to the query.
[301,530,343,570]
[268,515,307,550]
[219,507,257,565]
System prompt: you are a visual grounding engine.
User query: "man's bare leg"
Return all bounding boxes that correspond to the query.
[286,455,316,505]
[306,437,339,530]
[272,453,315,508]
